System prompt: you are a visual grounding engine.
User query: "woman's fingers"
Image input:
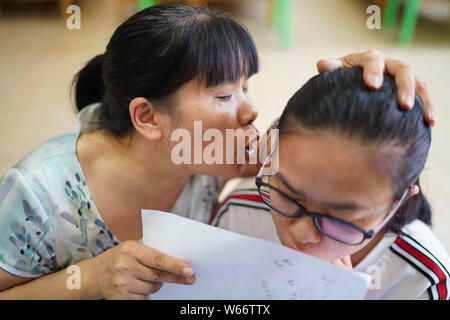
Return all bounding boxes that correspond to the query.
[384,58,416,109]
[318,50,385,88]
[316,50,436,126]
[128,279,164,296]
[385,58,435,125]
[415,75,436,125]
[127,293,149,300]
[360,53,385,89]
[316,59,343,74]
[97,241,195,299]
[341,50,386,88]
[133,262,196,285]
[135,243,194,278]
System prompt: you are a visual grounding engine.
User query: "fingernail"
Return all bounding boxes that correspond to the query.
[331,59,343,68]
[403,94,414,108]
[185,276,195,284]
[182,267,193,277]
[370,75,382,87]
[430,111,436,125]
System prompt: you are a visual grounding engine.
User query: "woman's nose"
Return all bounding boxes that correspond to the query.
[289,216,321,246]
[237,99,258,127]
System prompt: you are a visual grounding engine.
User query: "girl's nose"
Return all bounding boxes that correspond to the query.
[237,100,258,127]
[289,216,321,246]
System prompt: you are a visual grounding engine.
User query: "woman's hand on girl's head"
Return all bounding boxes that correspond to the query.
[92,240,195,300]
[316,50,435,126]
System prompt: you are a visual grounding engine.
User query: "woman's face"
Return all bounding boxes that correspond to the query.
[163,77,258,178]
[270,131,398,262]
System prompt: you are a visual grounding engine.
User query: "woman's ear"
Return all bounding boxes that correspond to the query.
[129,97,163,141]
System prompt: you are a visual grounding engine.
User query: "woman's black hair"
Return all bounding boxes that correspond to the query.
[278,67,432,233]
[72,4,258,136]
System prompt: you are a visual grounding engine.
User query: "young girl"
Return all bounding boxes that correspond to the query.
[0,3,436,299]
[213,67,449,300]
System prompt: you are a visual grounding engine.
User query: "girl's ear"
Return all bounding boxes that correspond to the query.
[407,184,420,199]
[386,184,419,217]
[129,97,163,141]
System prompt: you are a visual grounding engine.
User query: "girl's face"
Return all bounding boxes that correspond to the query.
[271,131,398,262]
[162,77,258,178]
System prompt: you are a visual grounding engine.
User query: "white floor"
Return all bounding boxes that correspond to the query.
[0,0,449,251]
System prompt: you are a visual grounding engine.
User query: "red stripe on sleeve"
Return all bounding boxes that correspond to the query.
[209,193,264,225]
[395,237,447,300]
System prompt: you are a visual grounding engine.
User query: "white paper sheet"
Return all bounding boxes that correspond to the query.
[142,209,368,300]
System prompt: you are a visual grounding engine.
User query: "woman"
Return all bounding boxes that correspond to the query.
[214,67,449,299]
[0,4,436,299]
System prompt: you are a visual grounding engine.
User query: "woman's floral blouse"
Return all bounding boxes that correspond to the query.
[0,103,224,278]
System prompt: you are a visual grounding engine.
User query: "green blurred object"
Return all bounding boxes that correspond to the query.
[383,0,422,45]
[383,0,400,28]
[138,0,156,10]
[271,0,293,47]
[399,0,421,44]
[137,0,294,47]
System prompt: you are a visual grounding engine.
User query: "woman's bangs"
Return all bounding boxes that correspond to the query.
[193,16,259,87]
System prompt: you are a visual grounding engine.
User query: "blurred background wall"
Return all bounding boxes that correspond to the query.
[0,0,449,250]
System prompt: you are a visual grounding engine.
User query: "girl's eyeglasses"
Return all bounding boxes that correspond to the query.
[255,143,410,246]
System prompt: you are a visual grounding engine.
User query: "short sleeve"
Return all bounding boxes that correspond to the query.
[0,168,57,278]
[171,175,226,224]
[212,178,278,242]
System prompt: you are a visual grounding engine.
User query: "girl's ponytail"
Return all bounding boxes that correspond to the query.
[72,54,105,112]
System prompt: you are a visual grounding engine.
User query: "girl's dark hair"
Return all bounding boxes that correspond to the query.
[278,67,432,233]
[72,4,258,136]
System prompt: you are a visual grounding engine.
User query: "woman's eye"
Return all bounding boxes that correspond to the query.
[243,87,248,93]
[217,95,232,101]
